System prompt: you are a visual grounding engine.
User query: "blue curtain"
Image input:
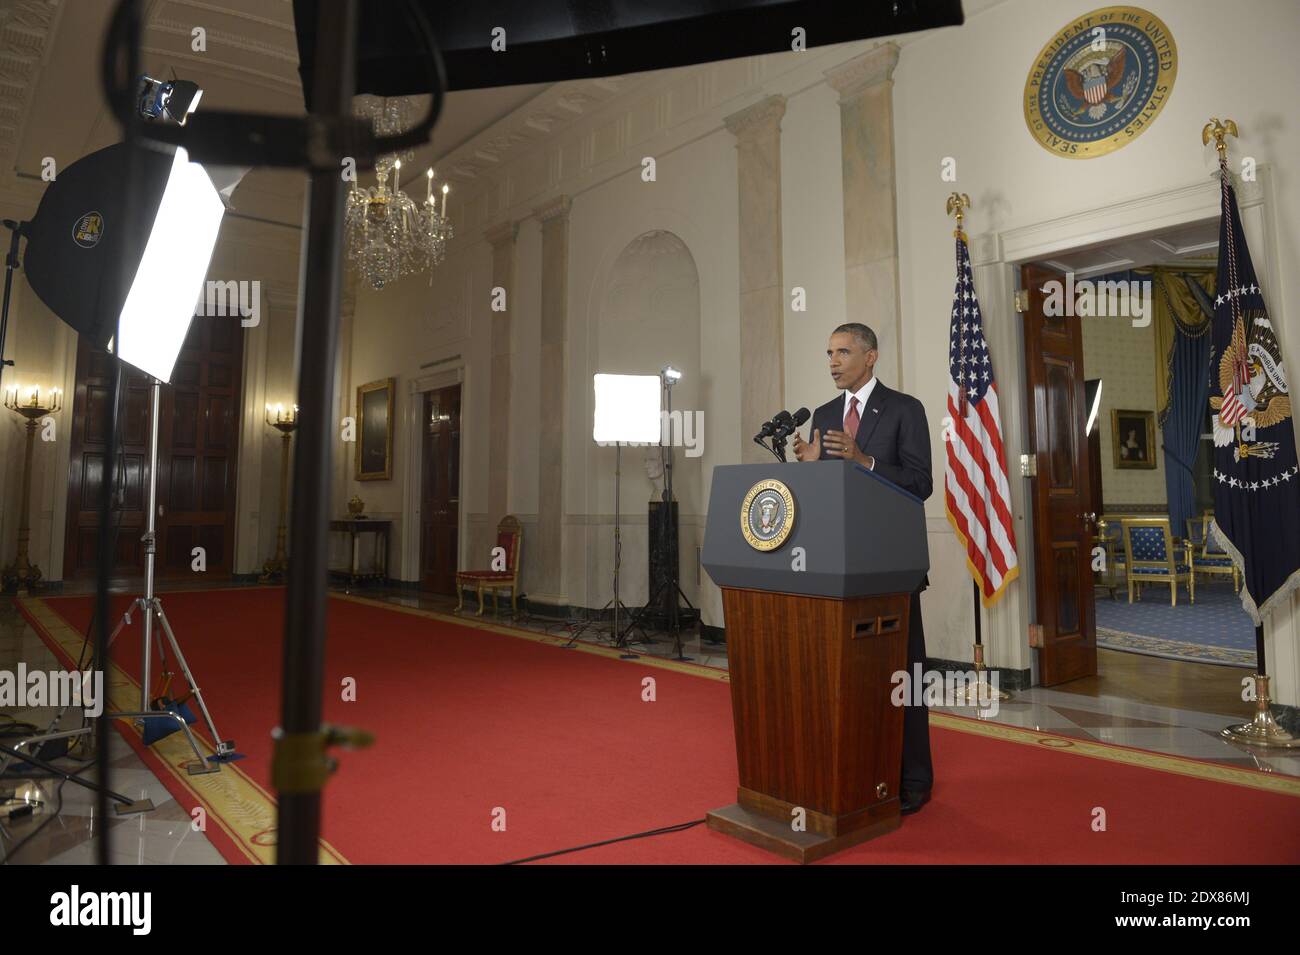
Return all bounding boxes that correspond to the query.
[1160,276,1212,536]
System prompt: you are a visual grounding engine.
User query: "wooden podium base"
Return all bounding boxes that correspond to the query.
[706,797,901,864]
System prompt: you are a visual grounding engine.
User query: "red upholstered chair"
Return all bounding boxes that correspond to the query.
[456,515,522,616]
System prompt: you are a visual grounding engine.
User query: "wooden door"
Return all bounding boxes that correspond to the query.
[156,315,243,577]
[421,384,461,594]
[63,346,154,579]
[63,315,242,580]
[1021,263,1097,685]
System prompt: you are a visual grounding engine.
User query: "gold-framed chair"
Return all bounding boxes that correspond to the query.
[1187,512,1241,593]
[1120,517,1194,606]
[455,515,522,616]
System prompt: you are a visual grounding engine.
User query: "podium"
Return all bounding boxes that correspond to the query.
[700,460,929,863]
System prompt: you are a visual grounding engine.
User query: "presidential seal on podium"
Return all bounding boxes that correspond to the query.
[741,478,795,551]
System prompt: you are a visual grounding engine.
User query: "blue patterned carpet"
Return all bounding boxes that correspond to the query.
[1095,581,1256,667]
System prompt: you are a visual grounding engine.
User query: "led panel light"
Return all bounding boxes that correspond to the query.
[593,374,661,444]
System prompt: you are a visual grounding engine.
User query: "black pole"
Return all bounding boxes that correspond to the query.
[0,220,22,397]
[1255,623,1266,675]
[972,580,981,646]
[93,0,144,867]
[276,0,358,865]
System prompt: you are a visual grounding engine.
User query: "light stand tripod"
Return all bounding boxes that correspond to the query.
[621,368,696,660]
[101,379,236,769]
[2,379,215,789]
[565,443,644,656]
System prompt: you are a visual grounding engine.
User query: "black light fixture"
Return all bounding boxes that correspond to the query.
[163,79,203,124]
[136,75,203,125]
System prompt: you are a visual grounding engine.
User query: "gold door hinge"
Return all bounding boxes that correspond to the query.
[1014,288,1030,312]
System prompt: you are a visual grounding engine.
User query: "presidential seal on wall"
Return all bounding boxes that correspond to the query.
[740,479,795,552]
[1024,6,1177,159]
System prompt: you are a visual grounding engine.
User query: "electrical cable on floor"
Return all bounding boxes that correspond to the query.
[498,817,706,865]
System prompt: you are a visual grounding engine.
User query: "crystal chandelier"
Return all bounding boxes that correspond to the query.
[345,96,454,290]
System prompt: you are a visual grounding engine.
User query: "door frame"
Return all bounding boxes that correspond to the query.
[402,358,470,584]
[964,164,1280,687]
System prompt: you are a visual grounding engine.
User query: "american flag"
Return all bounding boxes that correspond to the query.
[945,233,1019,605]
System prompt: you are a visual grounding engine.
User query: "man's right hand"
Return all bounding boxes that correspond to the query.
[793,428,821,462]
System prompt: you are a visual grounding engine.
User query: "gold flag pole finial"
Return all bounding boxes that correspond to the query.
[1202,117,1239,160]
[946,192,970,240]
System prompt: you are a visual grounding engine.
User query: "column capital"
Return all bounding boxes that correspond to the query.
[484,219,519,248]
[533,194,572,224]
[824,42,900,101]
[723,94,787,144]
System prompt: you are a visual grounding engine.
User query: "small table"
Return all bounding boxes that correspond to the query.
[328,519,391,588]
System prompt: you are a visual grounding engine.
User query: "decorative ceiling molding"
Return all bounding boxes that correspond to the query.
[434,80,631,194]
[165,0,298,36]
[147,17,301,67]
[138,45,302,96]
[0,0,63,188]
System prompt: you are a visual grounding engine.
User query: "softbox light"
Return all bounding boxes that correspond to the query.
[593,373,662,445]
[22,141,227,383]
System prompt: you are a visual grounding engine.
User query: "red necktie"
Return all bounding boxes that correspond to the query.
[845,397,860,441]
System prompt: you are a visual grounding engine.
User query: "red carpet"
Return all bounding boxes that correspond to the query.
[21,588,1300,864]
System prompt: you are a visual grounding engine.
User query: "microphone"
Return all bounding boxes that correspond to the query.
[769,410,794,436]
[753,409,791,443]
[772,407,809,441]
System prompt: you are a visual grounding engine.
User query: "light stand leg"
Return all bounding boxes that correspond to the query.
[0,744,152,822]
[153,599,234,758]
[140,379,161,712]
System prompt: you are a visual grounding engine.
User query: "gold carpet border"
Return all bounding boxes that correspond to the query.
[16,597,348,865]
[336,594,1300,799]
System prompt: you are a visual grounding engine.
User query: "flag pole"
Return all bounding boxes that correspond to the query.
[945,192,1009,707]
[1201,118,1298,749]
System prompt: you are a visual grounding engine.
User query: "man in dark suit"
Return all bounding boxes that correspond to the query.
[792,322,934,815]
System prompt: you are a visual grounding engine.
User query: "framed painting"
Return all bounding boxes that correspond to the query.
[1111,409,1156,470]
[356,377,395,481]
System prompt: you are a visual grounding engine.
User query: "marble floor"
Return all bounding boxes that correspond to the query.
[3,580,1297,866]
[0,598,225,864]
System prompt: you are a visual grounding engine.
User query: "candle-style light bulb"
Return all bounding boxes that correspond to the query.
[441,182,449,217]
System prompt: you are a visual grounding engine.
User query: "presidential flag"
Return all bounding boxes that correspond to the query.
[1209,167,1300,626]
[945,231,1019,606]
